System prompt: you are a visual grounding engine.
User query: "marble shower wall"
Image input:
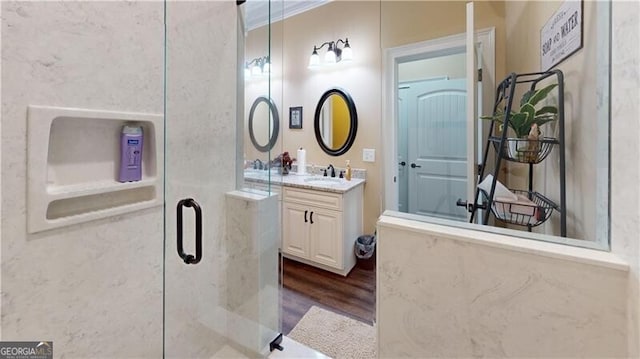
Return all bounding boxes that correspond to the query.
[610,1,640,356]
[377,215,629,358]
[1,2,164,358]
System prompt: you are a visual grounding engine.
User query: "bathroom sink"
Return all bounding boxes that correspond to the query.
[304,177,343,185]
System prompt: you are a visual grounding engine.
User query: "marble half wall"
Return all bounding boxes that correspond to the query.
[225,190,280,356]
[1,2,164,357]
[377,214,629,358]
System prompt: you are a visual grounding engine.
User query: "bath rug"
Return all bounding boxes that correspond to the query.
[288,306,376,359]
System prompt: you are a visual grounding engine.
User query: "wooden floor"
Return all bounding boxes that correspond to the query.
[280,257,376,335]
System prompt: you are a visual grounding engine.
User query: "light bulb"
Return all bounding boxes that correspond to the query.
[244,67,251,79]
[251,64,262,76]
[324,49,336,64]
[308,47,320,68]
[341,46,353,61]
[262,61,270,74]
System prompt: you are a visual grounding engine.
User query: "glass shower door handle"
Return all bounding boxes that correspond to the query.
[176,198,202,265]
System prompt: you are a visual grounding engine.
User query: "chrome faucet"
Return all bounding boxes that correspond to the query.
[253,159,263,170]
[327,164,336,178]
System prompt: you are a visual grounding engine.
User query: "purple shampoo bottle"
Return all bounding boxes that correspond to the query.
[118,125,143,182]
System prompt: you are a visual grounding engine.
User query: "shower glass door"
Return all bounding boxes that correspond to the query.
[164,1,282,357]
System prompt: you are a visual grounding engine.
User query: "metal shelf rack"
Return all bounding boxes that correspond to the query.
[467,70,566,237]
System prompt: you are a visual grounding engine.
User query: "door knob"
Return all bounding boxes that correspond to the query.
[398,161,406,166]
[410,163,421,168]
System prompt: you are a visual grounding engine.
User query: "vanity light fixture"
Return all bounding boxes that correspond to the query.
[245,56,271,79]
[308,38,353,68]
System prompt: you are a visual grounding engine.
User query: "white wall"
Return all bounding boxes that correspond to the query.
[376,1,640,356]
[1,2,164,357]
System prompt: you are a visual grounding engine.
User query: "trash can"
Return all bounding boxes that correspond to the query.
[354,234,376,270]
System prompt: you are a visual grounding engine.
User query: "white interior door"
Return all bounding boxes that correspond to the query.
[402,0,479,221]
[406,79,468,220]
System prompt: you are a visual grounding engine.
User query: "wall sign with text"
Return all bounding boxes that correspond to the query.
[540,0,583,71]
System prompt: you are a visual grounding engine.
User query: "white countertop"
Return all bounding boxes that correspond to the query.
[243,170,365,193]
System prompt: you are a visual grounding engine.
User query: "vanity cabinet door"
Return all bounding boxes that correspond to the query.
[308,207,343,269]
[282,202,310,259]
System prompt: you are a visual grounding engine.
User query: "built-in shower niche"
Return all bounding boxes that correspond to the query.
[46,116,157,191]
[27,106,164,233]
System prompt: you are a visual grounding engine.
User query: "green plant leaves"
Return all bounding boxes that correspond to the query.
[520,90,535,107]
[532,115,557,128]
[535,106,558,115]
[528,83,558,106]
[510,112,529,137]
[520,103,536,121]
[480,108,506,123]
[481,82,559,138]
[520,83,558,107]
[480,114,501,121]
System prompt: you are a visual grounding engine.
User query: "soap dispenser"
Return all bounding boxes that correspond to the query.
[345,160,352,181]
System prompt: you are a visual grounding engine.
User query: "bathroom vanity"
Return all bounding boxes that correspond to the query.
[244,171,364,276]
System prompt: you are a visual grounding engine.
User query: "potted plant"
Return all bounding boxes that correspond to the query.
[271,151,294,175]
[481,83,558,162]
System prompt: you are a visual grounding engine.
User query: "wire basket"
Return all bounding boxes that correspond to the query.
[481,189,558,227]
[489,136,558,164]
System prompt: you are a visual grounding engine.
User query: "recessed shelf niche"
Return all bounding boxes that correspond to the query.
[27,105,164,233]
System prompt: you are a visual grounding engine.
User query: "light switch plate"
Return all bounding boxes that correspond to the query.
[362,148,375,162]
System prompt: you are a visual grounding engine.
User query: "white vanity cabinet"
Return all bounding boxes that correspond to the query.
[282,185,363,276]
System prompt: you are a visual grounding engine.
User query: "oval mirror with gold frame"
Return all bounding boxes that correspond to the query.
[314,87,358,156]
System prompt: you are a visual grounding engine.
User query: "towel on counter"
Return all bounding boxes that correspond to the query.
[477,174,517,201]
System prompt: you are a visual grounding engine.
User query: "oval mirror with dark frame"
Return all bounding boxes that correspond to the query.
[314,87,358,156]
[248,96,279,152]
